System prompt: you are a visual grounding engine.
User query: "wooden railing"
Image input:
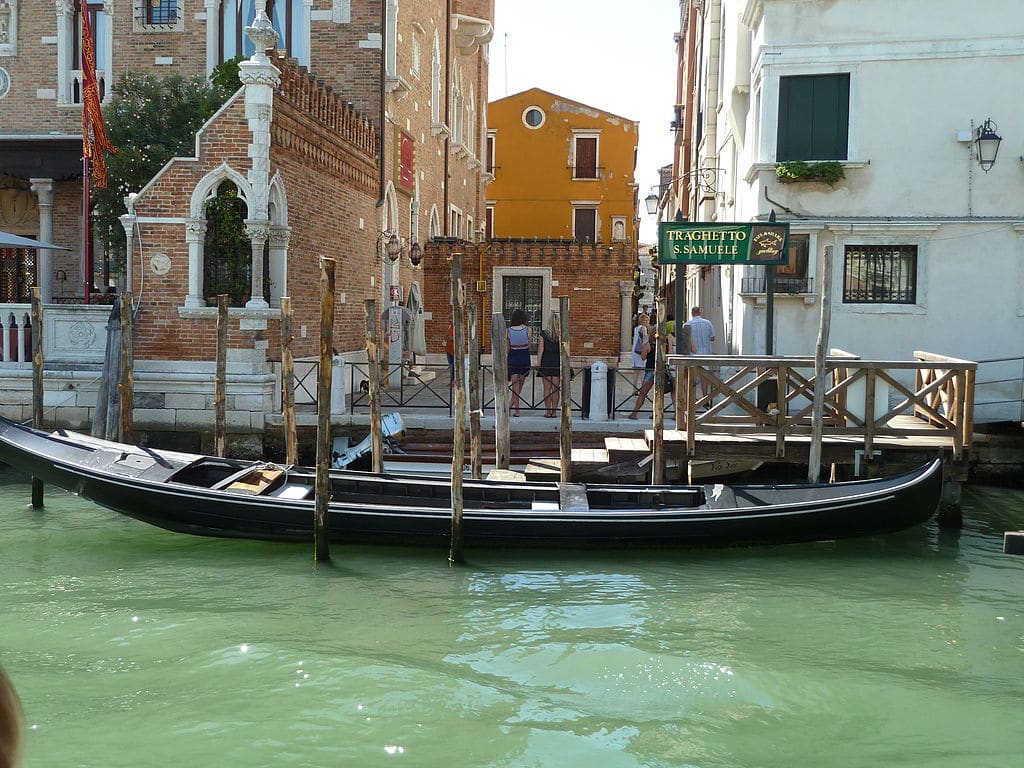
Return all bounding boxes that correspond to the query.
[669,349,977,460]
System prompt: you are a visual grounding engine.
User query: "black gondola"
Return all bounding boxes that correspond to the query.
[0,416,943,548]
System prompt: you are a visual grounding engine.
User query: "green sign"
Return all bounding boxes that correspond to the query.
[657,222,790,265]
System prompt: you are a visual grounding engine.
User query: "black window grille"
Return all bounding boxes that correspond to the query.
[502,275,544,352]
[842,245,917,304]
[0,247,37,303]
[203,183,267,307]
[146,0,178,25]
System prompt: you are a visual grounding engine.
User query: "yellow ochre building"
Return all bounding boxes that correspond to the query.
[486,88,639,245]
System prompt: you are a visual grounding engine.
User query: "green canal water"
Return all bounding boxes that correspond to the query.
[1,466,1023,768]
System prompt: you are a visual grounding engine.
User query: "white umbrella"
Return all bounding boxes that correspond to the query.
[0,230,71,249]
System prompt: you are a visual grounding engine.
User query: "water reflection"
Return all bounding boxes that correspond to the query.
[2,469,1024,766]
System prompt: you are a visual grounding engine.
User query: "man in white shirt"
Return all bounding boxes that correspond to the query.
[689,307,716,405]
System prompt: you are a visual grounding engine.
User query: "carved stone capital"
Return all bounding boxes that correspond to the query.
[185,219,207,242]
[269,226,291,248]
[29,178,54,206]
[245,220,271,243]
[238,65,281,88]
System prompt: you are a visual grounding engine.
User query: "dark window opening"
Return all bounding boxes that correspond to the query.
[204,182,266,307]
[574,137,598,179]
[0,247,37,303]
[146,0,178,25]
[843,244,917,304]
[502,275,543,352]
[574,208,596,243]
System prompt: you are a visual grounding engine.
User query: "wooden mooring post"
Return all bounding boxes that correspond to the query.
[118,293,134,444]
[314,259,336,562]
[491,312,510,469]
[280,296,298,465]
[449,253,467,564]
[214,295,228,457]
[808,246,833,483]
[365,299,383,474]
[652,294,667,485]
[558,297,572,483]
[30,287,43,508]
[468,302,482,480]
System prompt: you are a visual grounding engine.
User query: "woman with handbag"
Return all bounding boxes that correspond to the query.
[630,313,650,389]
[536,316,561,417]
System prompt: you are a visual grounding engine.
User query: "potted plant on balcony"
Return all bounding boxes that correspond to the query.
[775,161,845,186]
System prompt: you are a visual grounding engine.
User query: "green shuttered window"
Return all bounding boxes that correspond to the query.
[777,74,850,161]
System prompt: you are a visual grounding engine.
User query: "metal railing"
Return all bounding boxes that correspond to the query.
[973,356,1024,424]
[740,276,814,294]
[287,360,665,420]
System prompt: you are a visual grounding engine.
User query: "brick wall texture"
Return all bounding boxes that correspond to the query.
[2,0,494,365]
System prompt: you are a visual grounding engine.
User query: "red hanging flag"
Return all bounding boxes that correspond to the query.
[80,4,116,188]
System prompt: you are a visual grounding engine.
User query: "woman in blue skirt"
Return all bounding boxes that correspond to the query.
[507,308,532,417]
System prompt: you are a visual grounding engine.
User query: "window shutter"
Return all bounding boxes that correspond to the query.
[777,74,849,161]
[575,137,597,178]
[574,209,596,243]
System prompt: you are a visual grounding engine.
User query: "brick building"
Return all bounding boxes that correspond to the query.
[0,0,493,437]
[442,88,641,363]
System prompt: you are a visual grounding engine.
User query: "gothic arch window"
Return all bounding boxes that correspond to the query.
[428,205,441,239]
[203,181,263,306]
[450,65,463,147]
[430,32,441,128]
[68,0,111,104]
[220,0,308,66]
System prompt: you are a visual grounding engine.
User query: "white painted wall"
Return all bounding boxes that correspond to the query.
[695,0,1024,421]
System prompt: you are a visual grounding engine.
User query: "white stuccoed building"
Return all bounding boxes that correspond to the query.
[670,0,1023,423]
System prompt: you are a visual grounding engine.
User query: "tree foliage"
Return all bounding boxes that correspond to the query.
[92,58,243,262]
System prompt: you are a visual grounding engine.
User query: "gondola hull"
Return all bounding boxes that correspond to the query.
[0,417,943,548]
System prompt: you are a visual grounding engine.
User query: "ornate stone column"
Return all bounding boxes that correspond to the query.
[184,219,207,308]
[119,212,135,293]
[238,5,279,311]
[54,0,73,105]
[29,178,54,302]
[268,225,290,307]
[619,280,634,359]
[244,219,270,309]
[204,0,220,76]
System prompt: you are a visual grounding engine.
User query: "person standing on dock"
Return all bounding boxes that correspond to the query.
[507,309,532,417]
[631,312,651,389]
[689,307,716,403]
[628,326,660,420]
[536,316,561,418]
[444,321,456,382]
